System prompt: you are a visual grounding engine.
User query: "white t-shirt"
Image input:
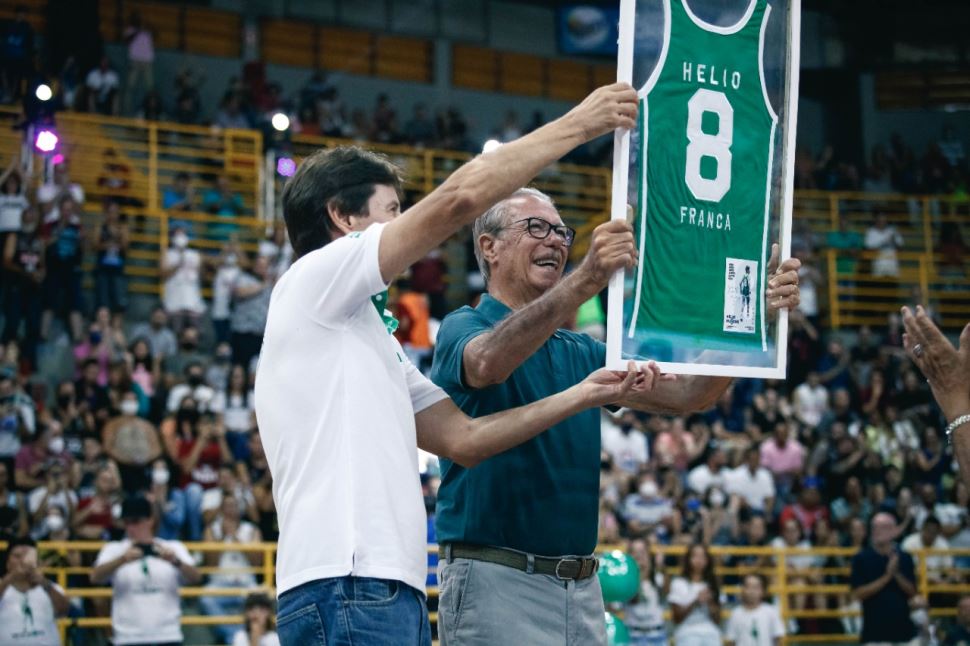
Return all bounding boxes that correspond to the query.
[668,578,721,643]
[212,265,241,320]
[94,538,193,645]
[901,532,954,572]
[725,466,776,512]
[769,537,815,570]
[687,465,725,495]
[793,383,828,428]
[211,390,255,433]
[796,266,818,317]
[0,584,64,646]
[0,193,28,232]
[602,425,649,474]
[255,222,448,596]
[725,603,784,646]
[86,68,120,97]
[232,630,280,646]
[163,248,206,315]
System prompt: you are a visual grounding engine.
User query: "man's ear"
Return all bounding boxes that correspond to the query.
[327,202,355,236]
[479,233,499,267]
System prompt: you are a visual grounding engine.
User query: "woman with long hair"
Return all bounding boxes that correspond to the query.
[668,542,722,646]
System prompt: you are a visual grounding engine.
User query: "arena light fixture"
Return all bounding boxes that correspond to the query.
[271,112,290,132]
[277,157,296,177]
[482,139,502,154]
[35,84,52,102]
[34,128,59,153]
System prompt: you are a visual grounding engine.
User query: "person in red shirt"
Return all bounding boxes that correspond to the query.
[780,478,829,537]
[171,411,231,540]
[73,463,122,540]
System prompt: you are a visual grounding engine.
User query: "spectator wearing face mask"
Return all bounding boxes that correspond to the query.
[210,364,255,461]
[147,459,186,540]
[15,425,72,491]
[0,369,36,476]
[27,462,76,540]
[687,449,727,496]
[621,476,676,540]
[163,325,207,386]
[102,393,162,494]
[700,486,735,546]
[166,362,215,415]
[212,242,244,345]
[0,536,70,645]
[160,226,205,332]
[603,410,649,475]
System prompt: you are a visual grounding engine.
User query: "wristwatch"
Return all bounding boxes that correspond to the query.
[945,414,970,442]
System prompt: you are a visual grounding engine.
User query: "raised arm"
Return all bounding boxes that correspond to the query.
[378,84,638,283]
[463,220,637,388]
[416,362,653,467]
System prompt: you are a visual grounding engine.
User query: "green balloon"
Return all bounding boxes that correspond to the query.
[598,550,641,603]
[604,612,631,645]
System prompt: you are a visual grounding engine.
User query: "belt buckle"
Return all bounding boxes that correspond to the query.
[555,558,581,580]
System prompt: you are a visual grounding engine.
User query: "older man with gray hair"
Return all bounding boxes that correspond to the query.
[429,188,802,645]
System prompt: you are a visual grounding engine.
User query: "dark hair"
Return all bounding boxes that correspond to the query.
[923,515,942,530]
[684,542,720,599]
[281,147,401,258]
[742,572,767,591]
[3,170,22,195]
[2,536,37,575]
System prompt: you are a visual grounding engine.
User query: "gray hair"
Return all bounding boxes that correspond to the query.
[472,188,555,284]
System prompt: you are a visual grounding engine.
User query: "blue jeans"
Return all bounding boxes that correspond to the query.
[183,483,204,540]
[199,592,244,644]
[277,577,431,646]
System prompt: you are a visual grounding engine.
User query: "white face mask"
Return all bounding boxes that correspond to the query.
[46,514,65,532]
[120,400,139,416]
[639,481,659,498]
[152,468,170,485]
[172,232,189,249]
[48,437,65,454]
[225,254,238,267]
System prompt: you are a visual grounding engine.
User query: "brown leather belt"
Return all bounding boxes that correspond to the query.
[440,543,599,581]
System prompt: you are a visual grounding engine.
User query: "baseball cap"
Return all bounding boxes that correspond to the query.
[121,496,152,521]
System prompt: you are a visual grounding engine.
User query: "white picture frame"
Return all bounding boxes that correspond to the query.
[606,0,801,378]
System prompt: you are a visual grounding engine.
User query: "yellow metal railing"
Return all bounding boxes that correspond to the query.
[0,108,966,324]
[6,540,965,644]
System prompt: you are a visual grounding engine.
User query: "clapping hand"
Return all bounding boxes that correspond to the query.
[902,306,970,421]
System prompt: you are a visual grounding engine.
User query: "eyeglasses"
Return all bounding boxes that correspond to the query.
[504,218,576,247]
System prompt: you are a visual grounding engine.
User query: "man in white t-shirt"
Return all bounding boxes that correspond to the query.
[602,410,649,474]
[792,372,829,429]
[256,84,649,645]
[0,537,70,646]
[687,448,727,495]
[726,446,777,514]
[901,515,954,580]
[91,496,201,645]
[725,574,785,646]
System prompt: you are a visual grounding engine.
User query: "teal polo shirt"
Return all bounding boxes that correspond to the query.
[429,294,605,556]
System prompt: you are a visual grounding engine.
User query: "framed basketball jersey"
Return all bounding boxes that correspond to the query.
[606,0,800,378]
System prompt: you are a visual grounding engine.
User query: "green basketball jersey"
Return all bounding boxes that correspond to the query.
[629,0,777,351]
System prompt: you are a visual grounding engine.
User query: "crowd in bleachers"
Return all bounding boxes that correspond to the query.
[0,4,969,645]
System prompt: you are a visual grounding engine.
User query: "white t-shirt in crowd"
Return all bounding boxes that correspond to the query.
[211,390,255,433]
[602,425,649,474]
[0,583,64,646]
[163,248,206,315]
[687,464,725,495]
[255,222,448,596]
[796,266,818,317]
[725,603,785,646]
[901,532,954,572]
[232,630,280,646]
[793,383,829,428]
[668,578,721,644]
[725,466,776,512]
[212,264,241,320]
[94,538,194,645]
[0,193,28,232]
